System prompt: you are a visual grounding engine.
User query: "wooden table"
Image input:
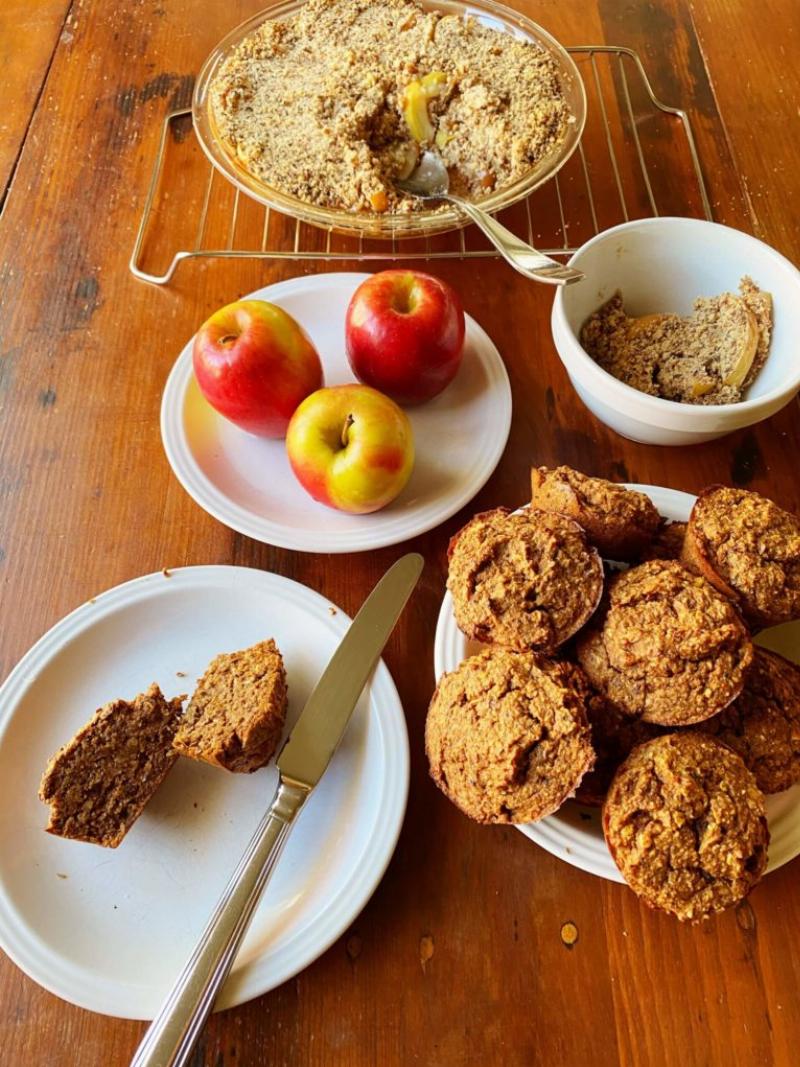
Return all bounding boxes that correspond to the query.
[1,1,799,1064]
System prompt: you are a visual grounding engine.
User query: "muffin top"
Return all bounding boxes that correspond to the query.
[425,648,594,824]
[531,465,662,561]
[576,560,753,725]
[447,506,603,652]
[686,486,800,626]
[697,647,800,794]
[603,733,769,922]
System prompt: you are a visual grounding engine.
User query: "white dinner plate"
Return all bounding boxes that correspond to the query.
[0,566,409,1018]
[433,484,800,883]
[161,272,512,553]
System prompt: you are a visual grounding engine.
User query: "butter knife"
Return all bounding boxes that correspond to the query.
[130,552,424,1067]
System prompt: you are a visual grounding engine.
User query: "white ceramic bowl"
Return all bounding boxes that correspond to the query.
[551,217,800,445]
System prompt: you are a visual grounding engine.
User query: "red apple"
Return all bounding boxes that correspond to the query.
[345,270,465,405]
[192,299,323,437]
[285,384,414,514]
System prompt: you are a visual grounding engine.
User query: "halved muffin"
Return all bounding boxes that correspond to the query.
[173,639,287,773]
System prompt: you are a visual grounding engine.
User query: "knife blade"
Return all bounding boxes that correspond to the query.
[278,550,424,789]
[130,552,424,1067]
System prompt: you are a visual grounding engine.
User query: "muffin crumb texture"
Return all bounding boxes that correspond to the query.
[576,560,753,725]
[696,647,800,794]
[39,684,184,848]
[426,649,594,823]
[581,277,772,405]
[603,733,769,921]
[447,506,603,652]
[174,639,287,773]
[531,465,661,561]
[682,485,800,626]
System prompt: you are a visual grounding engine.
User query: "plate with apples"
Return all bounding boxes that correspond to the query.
[161,271,512,553]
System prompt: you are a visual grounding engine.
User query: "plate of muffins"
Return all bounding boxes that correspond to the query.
[432,466,800,922]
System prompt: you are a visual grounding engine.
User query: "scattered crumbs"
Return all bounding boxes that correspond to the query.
[328,606,337,616]
[622,929,628,937]
[176,671,187,678]
[56,872,68,880]
[89,598,97,605]
[578,811,591,821]
[113,905,118,910]
[193,801,198,809]
[565,845,573,854]
[419,934,435,971]
[560,921,579,949]
[162,567,172,578]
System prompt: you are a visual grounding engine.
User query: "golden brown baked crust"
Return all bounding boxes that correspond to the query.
[174,640,287,773]
[682,486,800,627]
[695,647,800,794]
[211,0,571,214]
[39,684,184,848]
[638,520,686,563]
[447,506,604,652]
[575,560,753,725]
[426,649,594,824]
[603,733,769,921]
[530,466,661,561]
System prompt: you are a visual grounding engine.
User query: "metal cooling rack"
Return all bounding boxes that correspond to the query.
[130,45,712,285]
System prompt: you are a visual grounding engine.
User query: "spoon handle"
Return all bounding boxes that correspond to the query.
[451,197,584,286]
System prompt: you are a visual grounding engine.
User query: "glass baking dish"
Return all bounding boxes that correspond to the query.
[192,0,587,239]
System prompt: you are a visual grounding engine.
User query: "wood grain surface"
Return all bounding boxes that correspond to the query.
[1,1,799,1064]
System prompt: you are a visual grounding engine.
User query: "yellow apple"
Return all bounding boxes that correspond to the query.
[285,384,414,514]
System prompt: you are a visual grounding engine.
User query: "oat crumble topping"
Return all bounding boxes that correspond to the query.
[210,0,571,213]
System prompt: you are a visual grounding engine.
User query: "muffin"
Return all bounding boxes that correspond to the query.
[682,486,800,627]
[174,639,287,773]
[638,520,687,563]
[426,649,594,824]
[574,686,664,806]
[695,647,800,794]
[603,733,769,921]
[447,507,604,652]
[531,466,662,561]
[575,560,753,726]
[39,684,184,848]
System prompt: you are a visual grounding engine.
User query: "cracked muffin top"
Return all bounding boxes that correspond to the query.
[425,648,594,823]
[575,560,753,726]
[447,506,603,652]
[531,465,662,561]
[603,732,769,921]
[682,486,800,627]
[696,647,800,794]
[209,0,571,213]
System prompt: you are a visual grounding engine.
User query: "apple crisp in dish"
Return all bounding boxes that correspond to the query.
[209,0,574,213]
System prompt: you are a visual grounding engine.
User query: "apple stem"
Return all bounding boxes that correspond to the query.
[219,334,238,347]
[341,413,355,449]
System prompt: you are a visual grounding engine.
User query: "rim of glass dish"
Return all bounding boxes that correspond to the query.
[192,0,587,240]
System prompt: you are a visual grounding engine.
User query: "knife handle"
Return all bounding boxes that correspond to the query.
[130,778,310,1067]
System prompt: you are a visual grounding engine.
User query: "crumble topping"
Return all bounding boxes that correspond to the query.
[210,0,571,213]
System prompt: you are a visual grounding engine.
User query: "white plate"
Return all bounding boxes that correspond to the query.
[433,484,800,882]
[161,272,512,553]
[0,566,408,1019]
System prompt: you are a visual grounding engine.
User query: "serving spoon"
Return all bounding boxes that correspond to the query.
[396,151,584,286]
